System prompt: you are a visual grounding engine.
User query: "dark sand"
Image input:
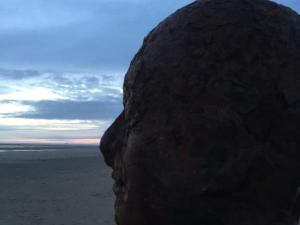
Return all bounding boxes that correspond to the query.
[0,146,115,225]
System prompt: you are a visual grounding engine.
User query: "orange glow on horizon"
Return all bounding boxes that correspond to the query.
[14,138,99,145]
[68,139,100,145]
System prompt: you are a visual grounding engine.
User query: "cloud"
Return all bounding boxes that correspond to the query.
[0,0,298,71]
[44,72,123,101]
[83,76,100,89]
[0,87,65,101]
[0,67,123,143]
[0,0,194,71]
[0,116,108,131]
[18,99,123,120]
[0,86,10,94]
[0,102,34,114]
[0,68,40,79]
[0,69,123,102]
[0,0,92,30]
[0,117,110,144]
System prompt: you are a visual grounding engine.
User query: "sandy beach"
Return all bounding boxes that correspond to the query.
[0,144,115,225]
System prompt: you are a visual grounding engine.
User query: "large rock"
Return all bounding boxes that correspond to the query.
[100,0,300,224]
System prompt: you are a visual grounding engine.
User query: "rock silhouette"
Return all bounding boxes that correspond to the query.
[100,0,300,224]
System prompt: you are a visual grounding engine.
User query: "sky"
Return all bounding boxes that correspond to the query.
[0,0,299,145]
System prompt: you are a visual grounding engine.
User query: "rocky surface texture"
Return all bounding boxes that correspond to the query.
[100,0,300,224]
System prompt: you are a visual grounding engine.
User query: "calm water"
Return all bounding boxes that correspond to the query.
[0,143,101,161]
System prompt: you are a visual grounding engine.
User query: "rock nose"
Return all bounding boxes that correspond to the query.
[100,111,125,168]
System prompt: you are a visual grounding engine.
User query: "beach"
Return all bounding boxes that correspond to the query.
[0,144,115,225]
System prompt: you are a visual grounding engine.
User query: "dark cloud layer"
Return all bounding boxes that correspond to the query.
[0,0,297,72]
[19,99,123,120]
[0,68,40,79]
[0,0,194,71]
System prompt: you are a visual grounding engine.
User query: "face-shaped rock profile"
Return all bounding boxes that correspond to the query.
[100,0,300,224]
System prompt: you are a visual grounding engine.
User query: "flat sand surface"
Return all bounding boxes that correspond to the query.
[0,146,115,225]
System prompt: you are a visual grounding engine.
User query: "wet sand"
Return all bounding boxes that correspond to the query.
[0,147,115,225]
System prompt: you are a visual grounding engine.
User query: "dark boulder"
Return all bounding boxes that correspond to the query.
[100,0,300,224]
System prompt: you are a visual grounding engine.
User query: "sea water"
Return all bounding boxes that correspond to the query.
[0,143,101,161]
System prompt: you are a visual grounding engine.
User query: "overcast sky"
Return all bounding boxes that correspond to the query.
[0,0,299,144]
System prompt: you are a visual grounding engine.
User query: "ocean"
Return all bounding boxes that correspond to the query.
[0,143,115,225]
[0,143,101,161]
